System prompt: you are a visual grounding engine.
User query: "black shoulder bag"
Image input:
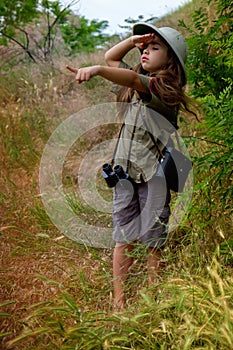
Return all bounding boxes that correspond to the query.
[140,113,193,193]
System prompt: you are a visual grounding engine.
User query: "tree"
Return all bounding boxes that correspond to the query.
[0,0,115,64]
[0,0,78,62]
[0,0,39,61]
[60,15,115,55]
[119,15,158,32]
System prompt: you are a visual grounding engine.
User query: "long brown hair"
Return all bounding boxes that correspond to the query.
[117,47,196,117]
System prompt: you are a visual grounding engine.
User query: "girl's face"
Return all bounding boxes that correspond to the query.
[140,35,169,73]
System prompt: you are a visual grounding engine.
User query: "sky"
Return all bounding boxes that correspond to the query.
[72,0,190,34]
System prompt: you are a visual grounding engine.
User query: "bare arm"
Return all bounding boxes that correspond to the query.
[104,37,135,67]
[104,34,155,67]
[66,65,147,93]
[66,34,156,92]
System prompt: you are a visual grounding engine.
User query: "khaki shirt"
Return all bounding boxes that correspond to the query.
[113,62,178,183]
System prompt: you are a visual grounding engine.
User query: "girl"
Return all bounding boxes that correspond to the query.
[67,23,192,310]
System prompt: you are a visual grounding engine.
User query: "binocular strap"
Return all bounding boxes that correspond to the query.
[111,101,142,174]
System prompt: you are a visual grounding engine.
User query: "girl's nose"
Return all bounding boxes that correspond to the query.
[143,46,149,54]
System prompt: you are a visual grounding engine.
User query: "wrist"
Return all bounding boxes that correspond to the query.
[128,36,136,48]
[94,65,102,75]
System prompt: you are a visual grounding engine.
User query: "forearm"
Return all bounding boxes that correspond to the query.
[97,66,144,90]
[104,34,155,67]
[104,37,136,67]
[66,64,147,92]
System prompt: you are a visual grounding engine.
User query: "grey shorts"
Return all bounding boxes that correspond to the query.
[112,174,171,248]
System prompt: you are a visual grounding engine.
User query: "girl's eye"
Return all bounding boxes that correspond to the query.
[152,47,159,50]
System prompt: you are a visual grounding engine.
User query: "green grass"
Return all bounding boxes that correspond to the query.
[6,260,233,349]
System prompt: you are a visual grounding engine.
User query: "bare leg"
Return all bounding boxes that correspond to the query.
[147,248,164,287]
[113,243,134,310]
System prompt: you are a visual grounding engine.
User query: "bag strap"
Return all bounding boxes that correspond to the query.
[139,110,164,158]
[174,131,183,153]
[111,122,124,166]
[133,90,164,158]
[111,101,142,173]
[139,102,183,155]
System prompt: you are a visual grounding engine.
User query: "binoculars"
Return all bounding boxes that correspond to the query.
[102,163,130,188]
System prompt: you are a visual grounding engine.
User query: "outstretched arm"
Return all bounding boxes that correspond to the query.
[66,34,156,93]
[104,34,155,67]
[66,65,147,93]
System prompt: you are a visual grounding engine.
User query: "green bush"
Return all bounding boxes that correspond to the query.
[181,0,233,97]
[181,0,233,215]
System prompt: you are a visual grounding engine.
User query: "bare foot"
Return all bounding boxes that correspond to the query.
[113,297,125,311]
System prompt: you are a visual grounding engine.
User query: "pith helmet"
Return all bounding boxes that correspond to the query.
[133,22,188,83]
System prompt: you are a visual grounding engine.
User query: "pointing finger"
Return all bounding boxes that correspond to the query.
[66,65,78,74]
